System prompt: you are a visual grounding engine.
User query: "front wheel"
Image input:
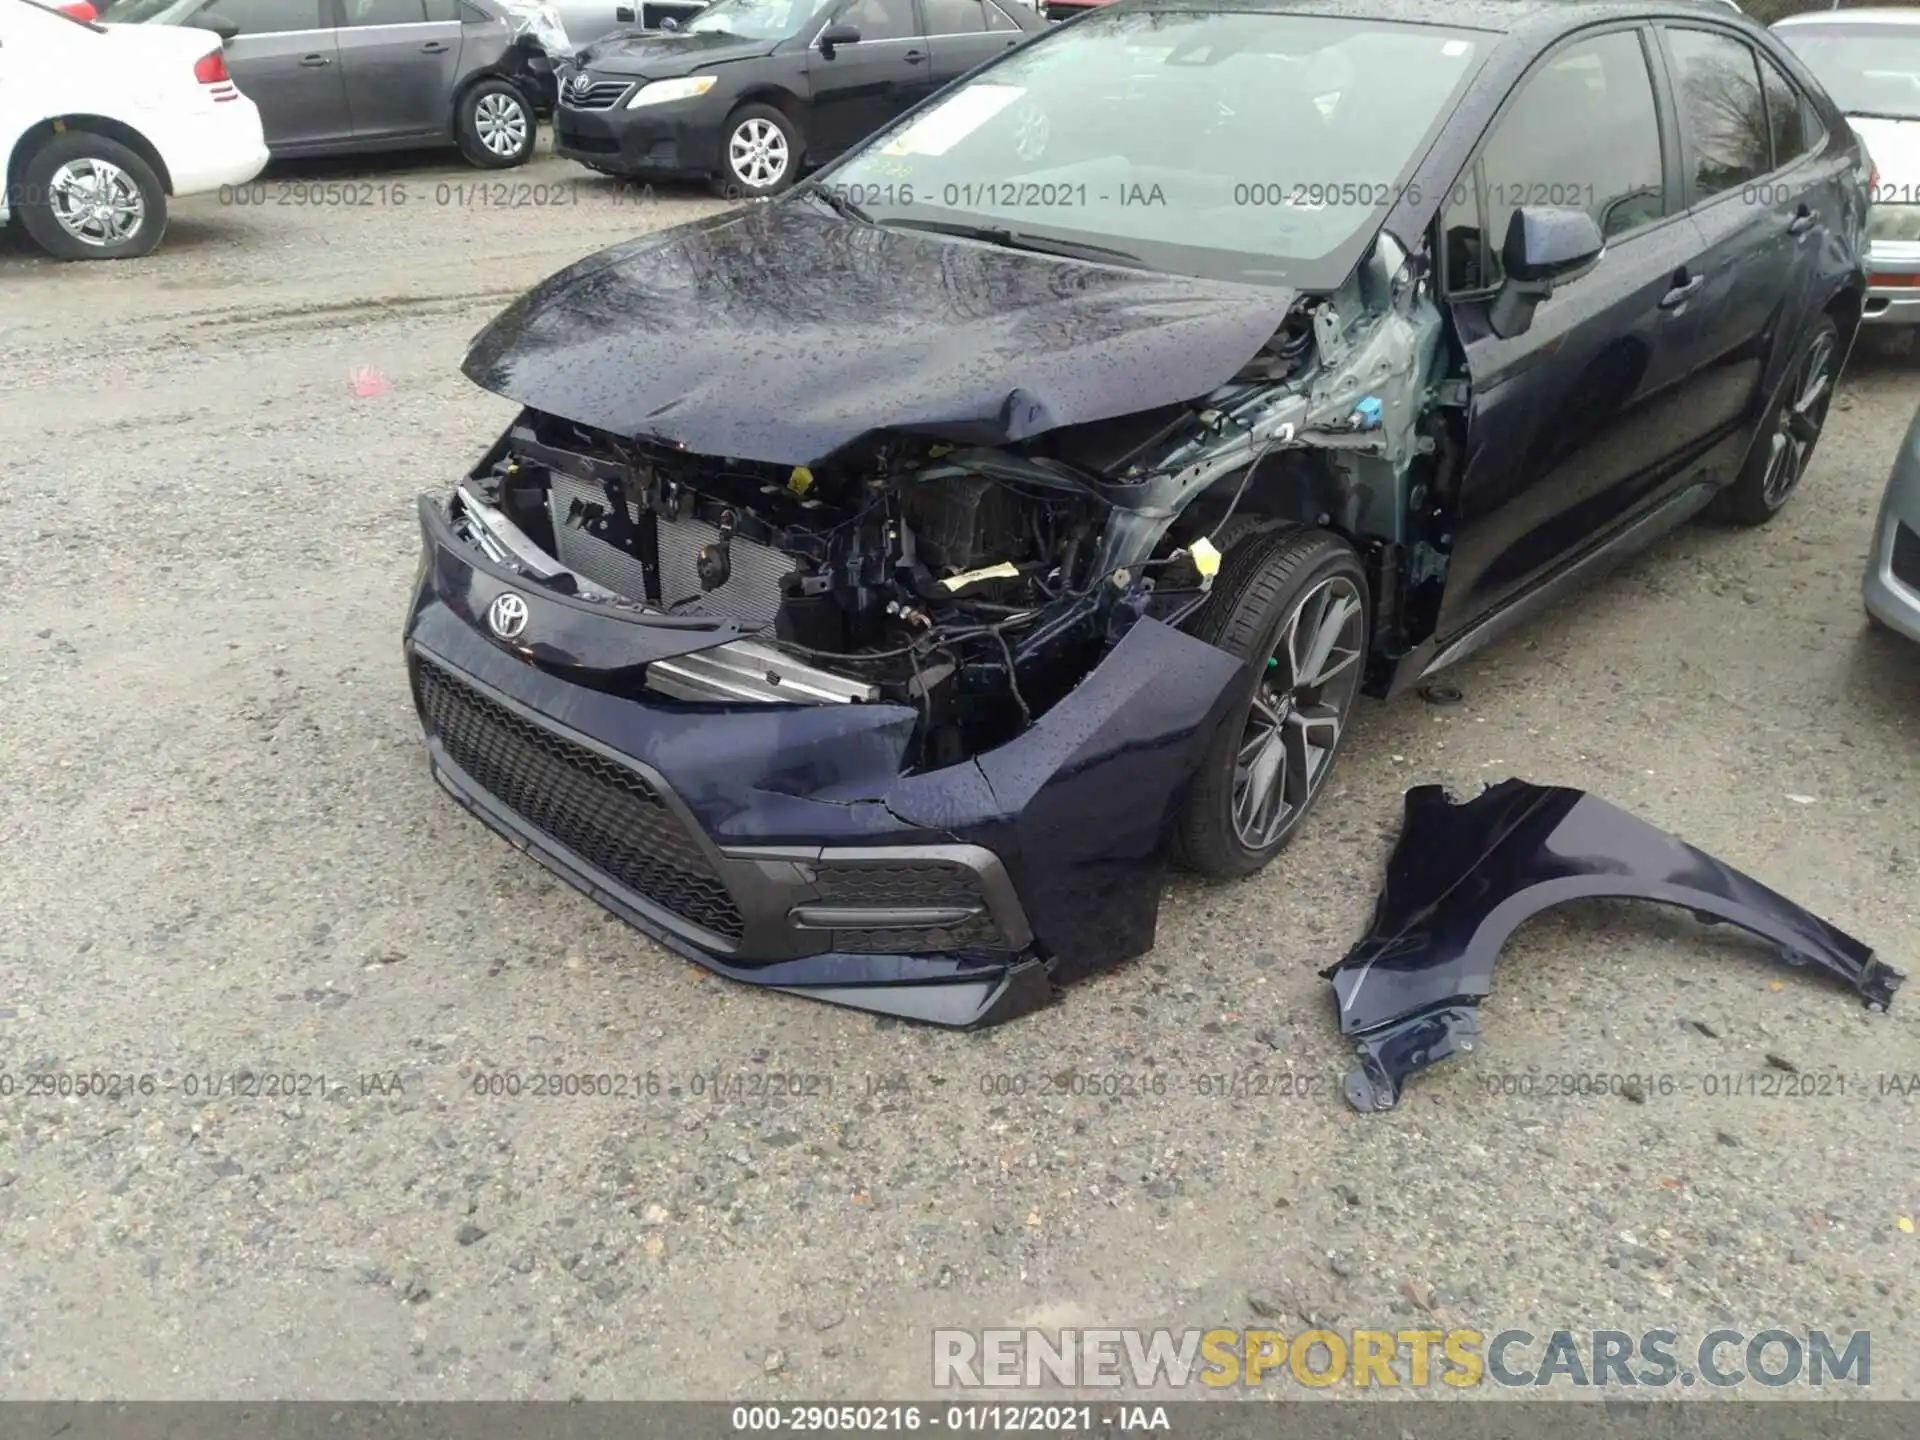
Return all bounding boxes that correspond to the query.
[15,132,167,261]
[712,103,799,199]
[456,79,536,168]
[1713,315,1839,526]
[1174,528,1370,879]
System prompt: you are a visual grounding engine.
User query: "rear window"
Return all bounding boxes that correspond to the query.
[8,0,106,32]
[1775,21,1920,122]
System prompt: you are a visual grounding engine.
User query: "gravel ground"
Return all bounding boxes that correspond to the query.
[2,142,1919,1403]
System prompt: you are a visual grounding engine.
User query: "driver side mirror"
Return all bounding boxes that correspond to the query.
[818,21,860,57]
[1488,205,1604,340]
[189,9,240,39]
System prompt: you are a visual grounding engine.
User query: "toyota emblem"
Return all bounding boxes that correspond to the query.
[487,592,529,640]
[569,71,593,101]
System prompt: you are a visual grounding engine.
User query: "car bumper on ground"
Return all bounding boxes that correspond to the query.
[1863,239,1920,327]
[551,91,726,177]
[1865,453,1920,645]
[402,495,1247,1025]
[150,98,270,196]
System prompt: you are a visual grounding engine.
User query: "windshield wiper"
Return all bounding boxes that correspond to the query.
[877,217,1143,267]
[799,184,874,224]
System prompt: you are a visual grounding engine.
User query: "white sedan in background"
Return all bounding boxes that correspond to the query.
[1775,7,1920,326]
[0,0,267,259]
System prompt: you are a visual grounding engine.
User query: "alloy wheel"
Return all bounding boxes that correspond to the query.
[475,92,529,158]
[1760,330,1836,509]
[48,158,144,248]
[729,118,789,190]
[1230,574,1366,851]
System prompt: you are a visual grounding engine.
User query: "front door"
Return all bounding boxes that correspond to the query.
[1434,25,1721,638]
[333,0,464,141]
[204,0,352,150]
[802,0,931,160]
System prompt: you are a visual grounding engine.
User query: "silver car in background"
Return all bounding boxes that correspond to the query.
[1867,401,1920,644]
[1775,8,1920,326]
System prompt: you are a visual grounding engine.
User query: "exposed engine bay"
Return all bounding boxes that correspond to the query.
[449,233,1454,772]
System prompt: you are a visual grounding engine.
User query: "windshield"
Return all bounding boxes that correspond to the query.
[818,8,1487,288]
[682,0,818,39]
[1776,23,1920,121]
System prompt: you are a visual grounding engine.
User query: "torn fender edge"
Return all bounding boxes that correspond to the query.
[1322,779,1904,1113]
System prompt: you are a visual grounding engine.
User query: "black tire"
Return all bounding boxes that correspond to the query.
[1712,315,1839,526]
[711,103,800,199]
[1174,527,1370,879]
[15,131,167,261]
[456,79,536,169]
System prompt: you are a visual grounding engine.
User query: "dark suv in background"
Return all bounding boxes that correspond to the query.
[100,0,554,166]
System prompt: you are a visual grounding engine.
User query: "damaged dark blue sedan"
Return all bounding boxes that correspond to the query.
[406,0,1869,1025]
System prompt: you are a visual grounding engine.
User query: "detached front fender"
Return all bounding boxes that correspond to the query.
[1323,779,1904,1112]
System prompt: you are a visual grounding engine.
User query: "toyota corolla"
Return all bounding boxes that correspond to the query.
[406,0,1868,1025]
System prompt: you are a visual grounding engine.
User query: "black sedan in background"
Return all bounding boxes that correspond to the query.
[553,0,1046,195]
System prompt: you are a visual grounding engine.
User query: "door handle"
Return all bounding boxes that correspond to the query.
[1658,272,1704,309]
[298,53,332,66]
[1788,204,1818,235]
[902,48,925,63]
[420,40,449,52]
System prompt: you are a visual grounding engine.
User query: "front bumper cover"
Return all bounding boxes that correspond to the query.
[1324,780,1904,1112]
[405,495,1246,1025]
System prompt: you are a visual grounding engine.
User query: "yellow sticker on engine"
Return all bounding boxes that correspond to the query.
[787,466,814,496]
[941,561,1021,592]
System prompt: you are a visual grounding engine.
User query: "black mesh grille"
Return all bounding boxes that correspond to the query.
[1894,521,1920,591]
[415,659,743,941]
[813,859,1005,954]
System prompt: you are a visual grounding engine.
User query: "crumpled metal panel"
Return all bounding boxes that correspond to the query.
[461,202,1297,466]
[1324,779,1904,1112]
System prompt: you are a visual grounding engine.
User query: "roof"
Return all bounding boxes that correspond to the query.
[1105,0,1766,38]
[1774,6,1920,24]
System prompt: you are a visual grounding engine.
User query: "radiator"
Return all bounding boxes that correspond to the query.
[544,472,795,628]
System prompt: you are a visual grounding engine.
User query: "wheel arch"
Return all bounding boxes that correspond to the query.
[451,69,537,133]
[7,117,174,198]
[726,86,811,157]
[1824,279,1865,358]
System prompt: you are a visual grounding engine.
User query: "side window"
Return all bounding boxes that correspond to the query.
[923,0,985,31]
[204,0,323,32]
[923,0,984,31]
[425,0,459,18]
[1441,29,1666,293]
[838,0,916,40]
[985,1,1019,31]
[340,0,427,22]
[1757,53,1810,169]
[1666,28,1770,198]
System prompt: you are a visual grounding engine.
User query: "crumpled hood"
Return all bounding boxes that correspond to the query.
[461,200,1296,466]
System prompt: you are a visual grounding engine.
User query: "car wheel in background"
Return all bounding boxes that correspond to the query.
[15,132,167,261]
[1174,527,1370,879]
[1713,315,1839,526]
[456,79,536,168]
[713,103,799,199]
